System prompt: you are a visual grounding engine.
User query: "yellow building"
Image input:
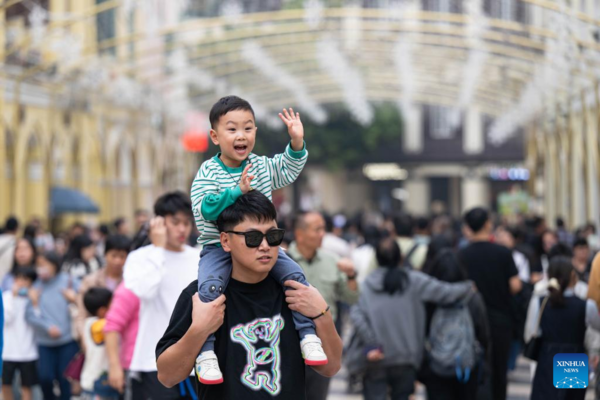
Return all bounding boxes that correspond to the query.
[0,0,198,229]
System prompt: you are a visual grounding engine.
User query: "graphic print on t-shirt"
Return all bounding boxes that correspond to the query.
[230,314,285,396]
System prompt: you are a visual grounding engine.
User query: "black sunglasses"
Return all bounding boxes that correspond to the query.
[226,229,286,248]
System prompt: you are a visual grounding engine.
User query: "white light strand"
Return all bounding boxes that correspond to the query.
[448,0,488,129]
[241,40,327,123]
[392,0,420,130]
[316,37,373,126]
[488,1,578,145]
[304,0,324,29]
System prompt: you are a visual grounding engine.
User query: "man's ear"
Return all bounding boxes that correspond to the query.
[221,232,232,253]
[210,129,219,146]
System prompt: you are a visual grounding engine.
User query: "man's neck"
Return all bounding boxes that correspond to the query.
[296,243,317,261]
[470,232,490,242]
[231,260,268,284]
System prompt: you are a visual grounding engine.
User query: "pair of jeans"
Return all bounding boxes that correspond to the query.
[37,341,79,400]
[363,365,416,400]
[197,245,316,353]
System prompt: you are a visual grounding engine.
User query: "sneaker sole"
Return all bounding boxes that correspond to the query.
[198,377,224,385]
[305,359,328,366]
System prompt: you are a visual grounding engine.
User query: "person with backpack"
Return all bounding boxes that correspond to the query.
[349,237,475,400]
[421,249,490,400]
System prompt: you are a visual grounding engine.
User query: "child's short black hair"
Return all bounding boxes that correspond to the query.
[14,267,37,283]
[573,238,589,249]
[104,235,131,255]
[209,96,255,129]
[154,191,193,218]
[217,191,276,233]
[83,287,113,317]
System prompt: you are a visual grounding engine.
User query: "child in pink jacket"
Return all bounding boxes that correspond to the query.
[104,282,139,393]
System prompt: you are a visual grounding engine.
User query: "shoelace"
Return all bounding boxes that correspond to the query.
[200,357,220,370]
[303,341,324,355]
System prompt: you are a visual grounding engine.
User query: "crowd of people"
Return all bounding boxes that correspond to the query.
[1,94,600,400]
[1,204,599,400]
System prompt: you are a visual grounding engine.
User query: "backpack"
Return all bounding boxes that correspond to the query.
[426,297,479,383]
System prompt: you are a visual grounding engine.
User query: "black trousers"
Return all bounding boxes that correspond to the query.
[363,366,416,400]
[490,325,512,400]
[305,365,331,400]
[425,368,480,400]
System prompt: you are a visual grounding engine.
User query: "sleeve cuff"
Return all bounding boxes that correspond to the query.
[287,141,307,159]
[231,185,243,199]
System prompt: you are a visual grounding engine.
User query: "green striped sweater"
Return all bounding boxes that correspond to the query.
[191,142,308,245]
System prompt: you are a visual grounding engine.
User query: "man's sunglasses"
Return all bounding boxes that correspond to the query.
[226,229,286,248]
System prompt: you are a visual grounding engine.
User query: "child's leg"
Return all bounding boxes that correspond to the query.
[269,249,316,340]
[2,386,14,400]
[21,387,32,400]
[197,245,232,353]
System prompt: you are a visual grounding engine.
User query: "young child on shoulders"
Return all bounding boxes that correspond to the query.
[190,96,327,384]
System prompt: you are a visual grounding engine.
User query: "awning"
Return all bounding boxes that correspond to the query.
[50,187,100,215]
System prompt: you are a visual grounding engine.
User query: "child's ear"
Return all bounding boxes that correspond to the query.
[221,232,232,253]
[209,129,219,145]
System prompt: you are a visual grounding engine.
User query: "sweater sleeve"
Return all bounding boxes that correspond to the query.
[191,163,243,222]
[123,247,166,300]
[349,294,379,348]
[266,142,308,191]
[25,301,53,332]
[413,271,473,305]
[104,285,139,334]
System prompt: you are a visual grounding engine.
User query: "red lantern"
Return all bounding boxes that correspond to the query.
[181,112,209,153]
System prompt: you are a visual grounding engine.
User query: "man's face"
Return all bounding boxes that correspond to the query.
[543,232,557,253]
[210,109,257,167]
[105,249,128,275]
[221,218,279,275]
[165,212,192,250]
[295,213,326,252]
[574,245,590,262]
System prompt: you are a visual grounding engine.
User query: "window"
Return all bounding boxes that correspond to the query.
[96,0,116,56]
[429,105,454,139]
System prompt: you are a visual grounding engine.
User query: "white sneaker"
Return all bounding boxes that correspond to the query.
[300,334,328,366]
[195,351,223,384]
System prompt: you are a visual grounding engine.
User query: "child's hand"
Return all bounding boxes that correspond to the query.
[28,289,40,306]
[48,325,62,339]
[278,108,304,151]
[239,164,255,194]
[62,288,77,304]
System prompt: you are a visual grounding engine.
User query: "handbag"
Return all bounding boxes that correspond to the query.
[64,352,85,381]
[523,296,549,362]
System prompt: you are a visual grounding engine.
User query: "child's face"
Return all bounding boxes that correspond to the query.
[14,276,32,290]
[210,109,256,167]
[104,249,128,276]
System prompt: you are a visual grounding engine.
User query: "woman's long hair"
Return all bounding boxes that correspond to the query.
[64,234,93,264]
[376,237,409,295]
[547,256,574,308]
[11,237,37,275]
[426,249,468,284]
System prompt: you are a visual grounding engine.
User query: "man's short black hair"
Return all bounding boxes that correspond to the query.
[113,218,126,229]
[573,238,589,249]
[463,207,489,233]
[548,243,573,260]
[217,191,276,233]
[154,191,193,218]
[83,287,113,317]
[14,267,37,283]
[105,235,131,255]
[393,214,413,237]
[209,96,255,129]
[4,216,19,232]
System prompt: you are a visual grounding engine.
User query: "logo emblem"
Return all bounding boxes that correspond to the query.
[554,353,588,389]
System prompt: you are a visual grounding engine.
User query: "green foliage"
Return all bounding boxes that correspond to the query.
[254,103,404,170]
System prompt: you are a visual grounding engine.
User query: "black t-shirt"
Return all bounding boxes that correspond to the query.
[458,241,519,327]
[156,278,306,400]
